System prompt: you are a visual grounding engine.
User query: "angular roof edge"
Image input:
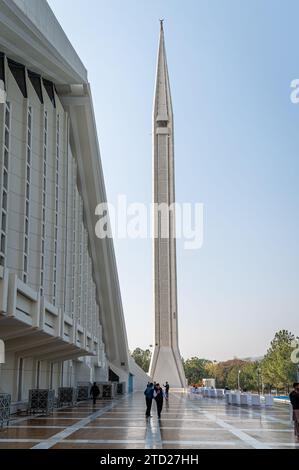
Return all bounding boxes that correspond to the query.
[0,0,87,84]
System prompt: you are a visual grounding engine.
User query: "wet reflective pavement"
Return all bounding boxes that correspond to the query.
[0,391,297,449]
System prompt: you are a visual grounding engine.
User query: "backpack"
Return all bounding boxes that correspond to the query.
[144,387,153,398]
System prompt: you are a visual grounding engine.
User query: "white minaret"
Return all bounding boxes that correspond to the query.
[149,21,186,388]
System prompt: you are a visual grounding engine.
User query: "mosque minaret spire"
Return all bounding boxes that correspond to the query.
[149,21,186,388]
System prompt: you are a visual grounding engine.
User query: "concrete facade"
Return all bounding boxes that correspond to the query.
[0,0,148,404]
[149,22,186,388]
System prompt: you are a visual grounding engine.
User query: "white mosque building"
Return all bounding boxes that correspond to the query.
[0,0,147,408]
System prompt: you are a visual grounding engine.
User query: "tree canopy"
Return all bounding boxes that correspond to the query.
[131,347,151,372]
[261,329,298,392]
[130,329,298,392]
[182,357,213,384]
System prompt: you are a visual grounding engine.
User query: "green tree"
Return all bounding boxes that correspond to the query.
[261,330,298,393]
[240,361,260,391]
[205,361,218,380]
[207,361,226,388]
[204,359,259,390]
[131,348,151,372]
[213,359,246,389]
[182,357,212,384]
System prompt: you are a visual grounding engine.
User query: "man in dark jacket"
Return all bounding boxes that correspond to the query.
[144,383,154,417]
[163,381,170,400]
[90,382,100,405]
[290,382,299,439]
[154,383,164,419]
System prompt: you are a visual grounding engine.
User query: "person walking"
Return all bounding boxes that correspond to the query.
[154,383,164,419]
[144,382,154,417]
[289,382,299,439]
[90,382,100,405]
[163,381,170,400]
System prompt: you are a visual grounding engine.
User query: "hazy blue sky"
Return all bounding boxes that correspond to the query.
[48,0,299,361]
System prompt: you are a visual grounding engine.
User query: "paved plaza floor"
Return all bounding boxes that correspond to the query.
[0,391,298,449]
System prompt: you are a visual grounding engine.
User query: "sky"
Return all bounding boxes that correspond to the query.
[48,0,299,361]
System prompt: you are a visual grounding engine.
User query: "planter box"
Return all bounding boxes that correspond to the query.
[117,382,126,395]
[225,393,232,404]
[264,395,273,407]
[58,387,76,407]
[111,382,118,396]
[251,394,261,406]
[28,389,55,415]
[0,394,11,428]
[100,383,114,399]
[231,393,240,405]
[240,394,250,406]
[77,385,90,401]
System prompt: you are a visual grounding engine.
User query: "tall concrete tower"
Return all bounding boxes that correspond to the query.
[149,21,186,388]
